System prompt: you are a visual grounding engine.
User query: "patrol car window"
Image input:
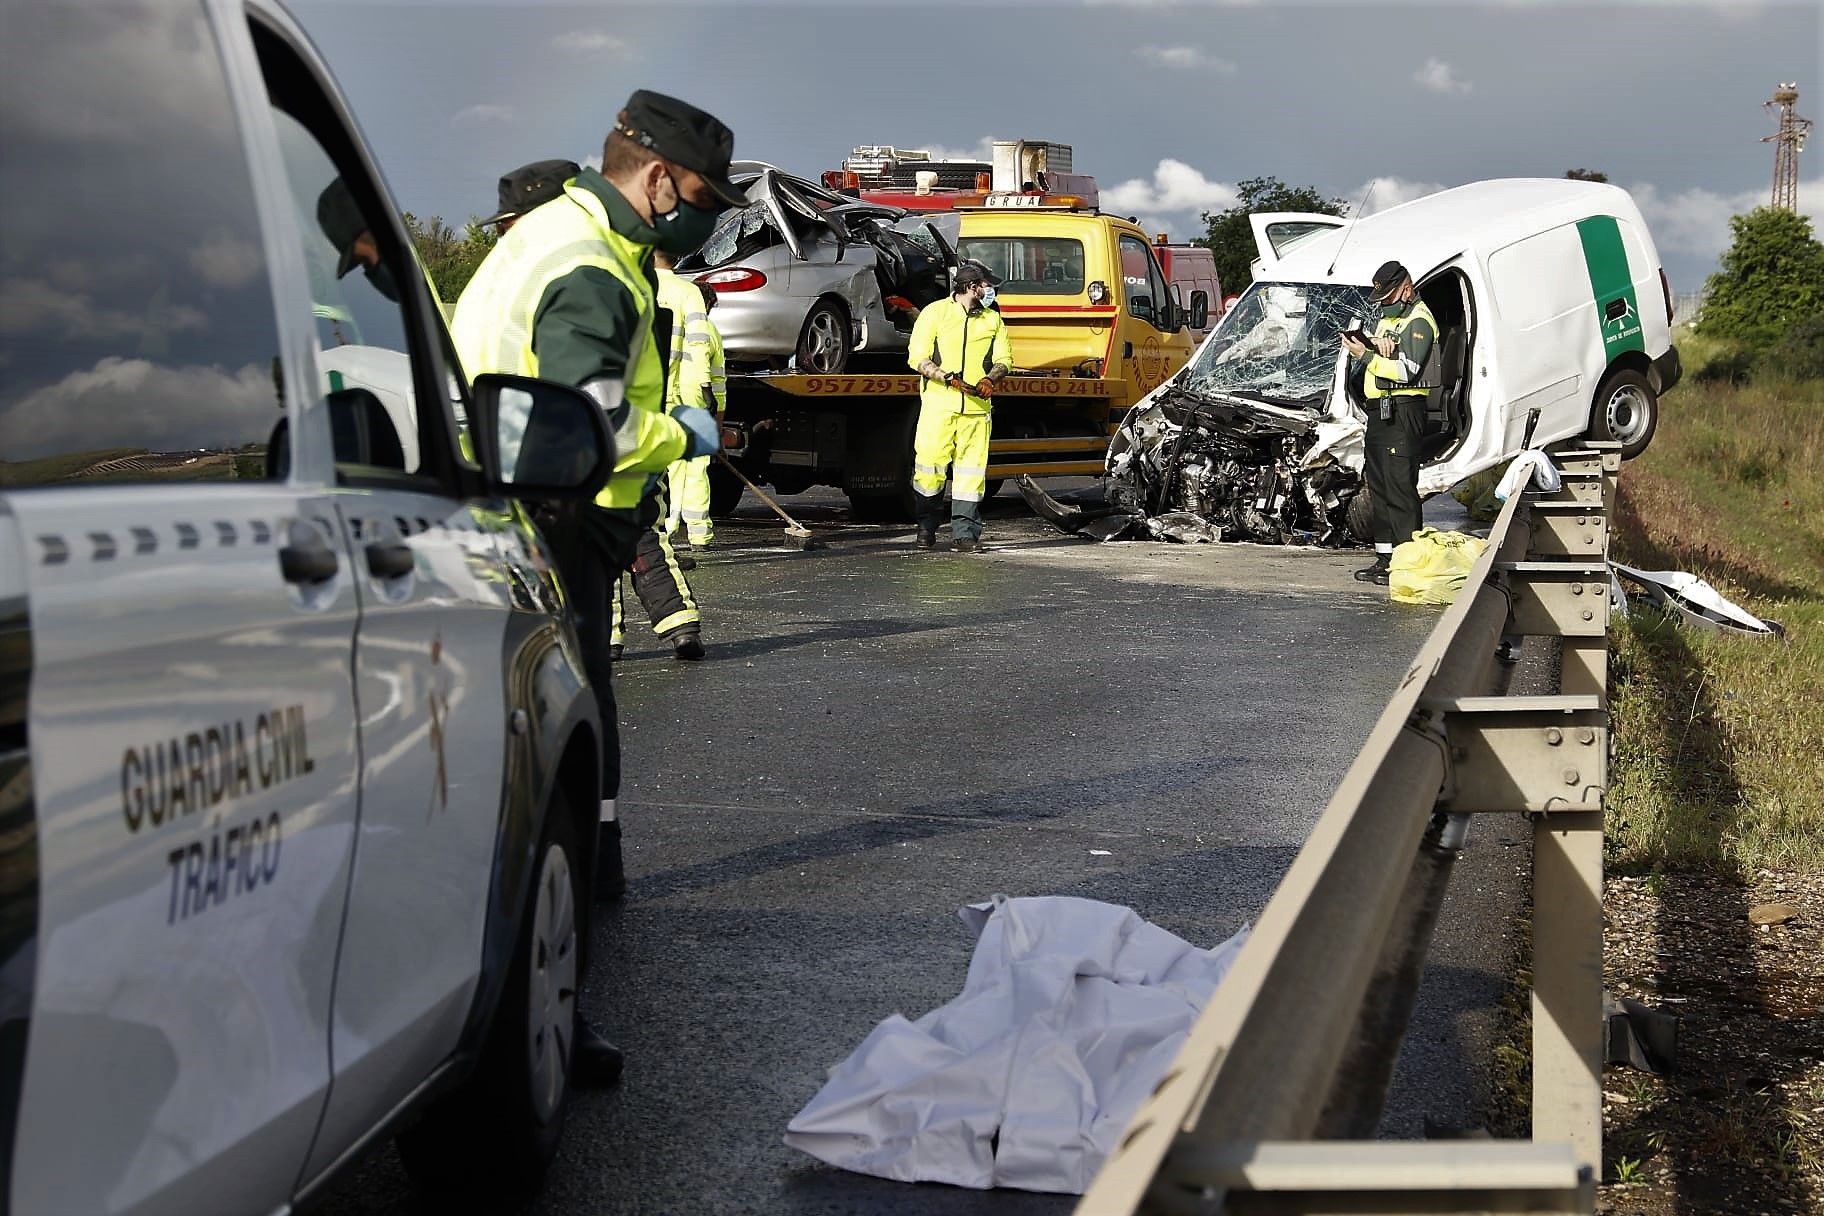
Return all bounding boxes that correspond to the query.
[955,237,1084,296]
[0,2,285,488]
[265,108,423,476]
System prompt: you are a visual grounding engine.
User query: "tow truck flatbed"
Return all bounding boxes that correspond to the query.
[722,372,1123,492]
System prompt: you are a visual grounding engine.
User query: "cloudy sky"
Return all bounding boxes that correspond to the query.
[294,0,1823,294]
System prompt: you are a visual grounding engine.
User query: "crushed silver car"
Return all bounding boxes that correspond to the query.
[675,164,958,373]
[1022,282,1379,545]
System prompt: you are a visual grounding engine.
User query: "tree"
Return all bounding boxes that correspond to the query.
[1564,168,1609,183]
[1697,206,1824,353]
[1195,177,1348,296]
[404,212,498,304]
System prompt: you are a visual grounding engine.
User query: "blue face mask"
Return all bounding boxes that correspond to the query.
[979,285,997,309]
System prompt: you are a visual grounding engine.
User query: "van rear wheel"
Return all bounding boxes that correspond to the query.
[1589,368,1658,460]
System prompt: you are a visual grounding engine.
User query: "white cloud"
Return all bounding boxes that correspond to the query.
[0,358,272,461]
[451,104,514,126]
[1352,176,1450,216]
[552,30,630,55]
[915,137,996,165]
[1104,159,1238,217]
[1628,179,1824,266]
[189,233,264,290]
[1135,45,1237,73]
[1413,58,1472,95]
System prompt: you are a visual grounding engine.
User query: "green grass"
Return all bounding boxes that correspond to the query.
[1606,335,1824,875]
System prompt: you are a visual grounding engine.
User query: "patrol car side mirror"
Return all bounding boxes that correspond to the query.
[1189,291,1210,331]
[469,373,614,499]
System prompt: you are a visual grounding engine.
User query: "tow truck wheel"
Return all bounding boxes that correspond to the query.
[707,462,745,518]
[796,299,853,375]
[397,792,583,1197]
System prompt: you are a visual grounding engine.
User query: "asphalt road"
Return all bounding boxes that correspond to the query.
[319,486,1527,1216]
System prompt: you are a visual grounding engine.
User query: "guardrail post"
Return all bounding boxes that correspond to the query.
[1523,443,1618,1179]
[1531,810,1605,1170]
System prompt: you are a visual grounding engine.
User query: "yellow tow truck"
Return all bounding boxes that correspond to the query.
[713,197,1210,519]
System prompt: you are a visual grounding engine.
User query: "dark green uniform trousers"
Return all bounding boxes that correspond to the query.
[1364,394,1426,547]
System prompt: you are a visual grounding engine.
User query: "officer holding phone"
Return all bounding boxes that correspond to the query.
[1341,260,1438,585]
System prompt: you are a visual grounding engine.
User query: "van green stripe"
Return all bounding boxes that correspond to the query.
[1576,215,1645,359]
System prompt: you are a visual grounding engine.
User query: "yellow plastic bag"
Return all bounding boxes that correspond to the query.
[1389,527,1488,605]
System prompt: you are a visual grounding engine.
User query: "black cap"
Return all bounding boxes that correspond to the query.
[954,260,1001,289]
[483,159,581,227]
[1370,259,1410,302]
[618,89,743,208]
[316,178,369,278]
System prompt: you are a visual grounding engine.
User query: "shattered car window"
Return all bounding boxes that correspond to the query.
[1181,282,1373,406]
[695,202,775,267]
[955,237,1085,296]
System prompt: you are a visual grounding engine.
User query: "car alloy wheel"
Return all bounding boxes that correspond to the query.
[797,301,852,374]
[525,840,578,1124]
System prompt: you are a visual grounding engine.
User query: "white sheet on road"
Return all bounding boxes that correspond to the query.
[783,895,1249,1194]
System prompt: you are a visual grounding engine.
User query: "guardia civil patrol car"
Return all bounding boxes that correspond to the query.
[0,1,617,1210]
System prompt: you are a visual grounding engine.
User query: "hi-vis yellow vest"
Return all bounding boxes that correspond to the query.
[452,182,683,509]
[656,268,720,412]
[1363,298,1439,400]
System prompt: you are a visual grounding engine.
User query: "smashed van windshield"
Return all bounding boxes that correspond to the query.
[1181,282,1373,405]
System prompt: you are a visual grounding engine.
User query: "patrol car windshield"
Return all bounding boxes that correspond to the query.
[954,237,1085,296]
[1181,282,1374,407]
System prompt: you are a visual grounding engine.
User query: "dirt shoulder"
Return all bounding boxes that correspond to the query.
[1598,870,1823,1214]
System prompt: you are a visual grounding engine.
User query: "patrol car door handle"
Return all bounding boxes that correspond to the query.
[364,541,415,580]
[279,541,339,585]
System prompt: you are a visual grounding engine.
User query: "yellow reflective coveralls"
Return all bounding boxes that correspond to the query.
[906,296,1012,542]
[658,268,725,545]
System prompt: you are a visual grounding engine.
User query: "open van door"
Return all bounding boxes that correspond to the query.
[1248,212,1349,277]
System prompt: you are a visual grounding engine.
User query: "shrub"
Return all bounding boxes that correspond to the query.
[1755,313,1824,383]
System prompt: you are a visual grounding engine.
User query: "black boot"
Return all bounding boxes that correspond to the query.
[671,630,705,661]
[1354,553,1391,585]
[596,817,626,903]
[573,1019,625,1089]
[915,527,936,551]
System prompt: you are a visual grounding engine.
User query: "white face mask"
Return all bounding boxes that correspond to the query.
[979,285,997,309]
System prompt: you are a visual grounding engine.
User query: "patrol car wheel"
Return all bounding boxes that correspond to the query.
[396,796,583,1196]
[1590,368,1658,460]
[796,299,853,374]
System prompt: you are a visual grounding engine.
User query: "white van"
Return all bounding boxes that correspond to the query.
[1,1,618,1211]
[1102,179,1681,544]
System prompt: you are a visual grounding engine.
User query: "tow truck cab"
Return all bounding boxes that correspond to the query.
[715,199,1209,520]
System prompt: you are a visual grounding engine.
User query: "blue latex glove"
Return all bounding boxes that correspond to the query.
[672,405,721,459]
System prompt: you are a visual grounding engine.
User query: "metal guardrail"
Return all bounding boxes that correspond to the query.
[1079,444,1622,1216]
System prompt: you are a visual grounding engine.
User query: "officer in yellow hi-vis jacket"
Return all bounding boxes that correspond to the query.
[452,90,742,1085]
[1341,259,1439,585]
[907,262,1011,552]
[655,254,724,549]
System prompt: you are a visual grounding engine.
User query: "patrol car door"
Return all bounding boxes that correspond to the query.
[246,16,514,1181]
[0,6,361,1213]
